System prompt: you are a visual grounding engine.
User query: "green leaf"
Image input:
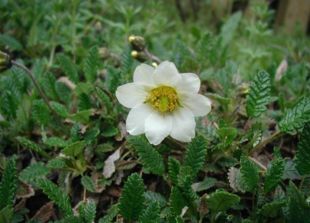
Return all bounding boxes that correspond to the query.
[41,72,58,100]
[192,177,217,192]
[264,156,284,193]
[240,156,259,192]
[0,206,13,223]
[206,190,240,212]
[62,141,85,157]
[83,46,100,82]
[36,178,73,217]
[50,101,69,118]
[0,33,23,50]
[246,71,271,118]
[295,123,310,175]
[44,137,68,148]
[16,136,46,156]
[69,109,93,124]
[285,182,310,223]
[98,204,118,223]
[81,175,96,193]
[279,97,310,134]
[184,135,207,178]
[47,157,66,169]
[144,191,167,208]
[32,99,50,125]
[260,200,285,218]
[119,173,145,221]
[0,158,17,209]
[19,162,49,183]
[79,200,96,223]
[220,11,242,47]
[139,202,160,223]
[169,187,187,216]
[95,87,113,112]
[128,136,165,175]
[168,157,180,185]
[57,54,79,83]
[78,93,92,110]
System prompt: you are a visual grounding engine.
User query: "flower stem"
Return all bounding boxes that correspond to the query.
[143,48,161,64]
[11,61,57,116]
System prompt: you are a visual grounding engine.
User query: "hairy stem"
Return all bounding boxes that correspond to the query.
[11,61,57,115]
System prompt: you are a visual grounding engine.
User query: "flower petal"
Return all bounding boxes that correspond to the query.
[182,93,212,116]
[126,104,153,135]
[145,112,172,145]
[153,61,181,85]
[133,63,155,85]
[176,73,200,93]
[170,108,196,142]
[115,83,147,108]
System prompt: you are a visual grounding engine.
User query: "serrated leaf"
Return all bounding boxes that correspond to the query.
[32,99,51,125]
[47,158,66,169]
[79,200,96,223]
[0,206,13,223]
[50,101,69,118]
[57,54,79,83]
[206,190,240,212]
[98,204,118,223]
[240,156,259,192]
[83,46,100,82]
[144,191,167,208]
[285,182,310,223]
[81,175,96,193]
[128,136,165,175]
[95,87,113,112]
[44,137,68,148]
[260,200,285,218]
[264,156,284,193]
[119,173,145,221]
[16,136,45,155]
[0,158,17,209]
[62,141,85,157]
[192,177,217,192]
[78,93,92,110]
[279,97,310,134]
[228,167,245,192]
[19,162,49,183]
[139,202,160,223]
[184,135,207,178]
[246,71,271,118]
[35,179,73,217]
[295,123,310,175]
[168,157,180,185]
[169,187,187,216]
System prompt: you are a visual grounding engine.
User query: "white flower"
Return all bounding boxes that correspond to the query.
[116,61,211,145]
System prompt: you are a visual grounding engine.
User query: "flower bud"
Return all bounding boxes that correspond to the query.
[131,50,147,62]
[128,35,146,51]
[151,62,158,67]
[0,51,11,72]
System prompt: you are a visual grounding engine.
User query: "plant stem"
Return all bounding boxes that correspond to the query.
[143,48,161,64]
[11,61,57,116]
[250,131,283,155]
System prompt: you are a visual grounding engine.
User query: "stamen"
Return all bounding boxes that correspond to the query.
[146,86,179,113]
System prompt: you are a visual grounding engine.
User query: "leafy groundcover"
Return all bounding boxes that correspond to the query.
[0,1,310,223]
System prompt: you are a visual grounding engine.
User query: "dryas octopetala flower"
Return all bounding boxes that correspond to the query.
[116,61,211,145]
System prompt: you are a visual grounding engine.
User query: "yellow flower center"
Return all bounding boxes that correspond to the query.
[146,86,179,113]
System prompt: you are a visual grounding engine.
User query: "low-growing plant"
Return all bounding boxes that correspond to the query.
[0,1,309,223]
